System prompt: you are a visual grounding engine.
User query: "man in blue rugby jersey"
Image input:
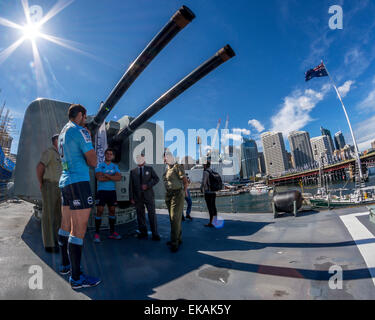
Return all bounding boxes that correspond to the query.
[57,104,101,289]
[94,148,122,242]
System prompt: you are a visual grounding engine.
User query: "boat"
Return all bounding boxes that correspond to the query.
[310,186,375,208]
[249,184,272,195]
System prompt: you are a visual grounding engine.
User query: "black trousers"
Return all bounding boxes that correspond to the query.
[135,194,158,236]
[204,193,217,219]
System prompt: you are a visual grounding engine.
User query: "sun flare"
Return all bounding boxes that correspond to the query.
[22,23,41,41]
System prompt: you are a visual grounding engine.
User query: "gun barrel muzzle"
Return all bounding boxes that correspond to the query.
[88,5,195,133]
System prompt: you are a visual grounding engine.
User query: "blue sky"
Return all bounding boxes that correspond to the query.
[1,0,375,158]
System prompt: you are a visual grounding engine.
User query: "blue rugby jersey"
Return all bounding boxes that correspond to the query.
[95,162,120,191]
[58,121,94,188]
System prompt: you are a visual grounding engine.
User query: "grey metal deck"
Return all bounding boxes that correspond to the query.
[0,200,375,300]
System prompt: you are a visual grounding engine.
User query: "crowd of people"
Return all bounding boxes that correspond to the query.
[36,103,219,290]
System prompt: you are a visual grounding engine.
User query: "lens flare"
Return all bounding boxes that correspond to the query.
[22,23,40,40]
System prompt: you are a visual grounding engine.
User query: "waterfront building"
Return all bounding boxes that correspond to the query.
[310,135,332,164]
[261,132,289,176]
[320,126,335,152]
[334,131,346,150]
[333,149,342,162]
[341,144,355,160]
[181,155,196,170]
[240,138,259,178]
[287,131,314,169]
[287,152,294,169]
[258,152,266,174]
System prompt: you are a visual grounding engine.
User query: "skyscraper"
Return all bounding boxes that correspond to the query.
[240,138,259,178]
[334,131,346,150]
[310,135,332,164]
[320,126,335,152]
[261,132,289,176]
[258,152,266,174]
[288,131,314,169]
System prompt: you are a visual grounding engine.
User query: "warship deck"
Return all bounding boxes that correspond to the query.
[1,200,375,300]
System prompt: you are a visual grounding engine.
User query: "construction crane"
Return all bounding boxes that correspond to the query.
[207,118,221,159]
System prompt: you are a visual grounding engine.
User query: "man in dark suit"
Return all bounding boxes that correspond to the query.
[129,154,161,241]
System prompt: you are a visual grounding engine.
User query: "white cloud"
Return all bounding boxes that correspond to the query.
[233,128,251,135]
[270,84,330,137]
[338,80,355,98]
[248,119,265,133]
[221,133,243,142]
[359,89,375,110]
[355,114,375,151]
[358,76,375,111]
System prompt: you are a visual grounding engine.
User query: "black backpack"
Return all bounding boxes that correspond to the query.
[207,169,223,192]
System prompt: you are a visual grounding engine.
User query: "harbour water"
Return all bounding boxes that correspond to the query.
[155,174,375,214]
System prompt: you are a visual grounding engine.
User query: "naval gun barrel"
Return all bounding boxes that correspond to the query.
[87,5,195,133]
[112,45,235,143]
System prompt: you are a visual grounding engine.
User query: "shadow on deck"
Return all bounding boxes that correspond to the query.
[20,209,373,299]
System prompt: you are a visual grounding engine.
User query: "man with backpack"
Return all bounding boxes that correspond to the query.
[201,160,222,227]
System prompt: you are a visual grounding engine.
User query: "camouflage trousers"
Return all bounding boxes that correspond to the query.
[41,180,62,248]
[165,189,184,248]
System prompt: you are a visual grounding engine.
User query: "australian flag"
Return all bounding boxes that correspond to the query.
[305,62,328,82]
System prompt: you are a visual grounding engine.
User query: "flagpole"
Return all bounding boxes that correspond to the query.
[322,60,363,181]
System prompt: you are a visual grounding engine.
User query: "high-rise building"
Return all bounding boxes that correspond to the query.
[261,132,289,176]
[240,138,259,178]
[371,140,375,150]
[288,131,314,169]
[286,152,293,169]
[310,135,332,164]
[320,126,335,152]
[334,131,346,150]
[258,152,266,174]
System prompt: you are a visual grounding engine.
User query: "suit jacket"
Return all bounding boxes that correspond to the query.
[129,165,160,202]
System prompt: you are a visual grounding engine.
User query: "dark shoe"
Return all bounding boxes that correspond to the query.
[45,246,59,253]
[186,215,193,220]
[204,223,215,228]
[181,215,186,221]
[137,233,148,239]
[166,240,182,246]
[152,234,161,241]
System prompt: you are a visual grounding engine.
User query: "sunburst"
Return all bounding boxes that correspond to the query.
[0,0,91,94]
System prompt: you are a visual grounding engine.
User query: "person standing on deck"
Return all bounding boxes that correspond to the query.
[36,134,62,252]
[57,104,101,290]
[94,148,122,242]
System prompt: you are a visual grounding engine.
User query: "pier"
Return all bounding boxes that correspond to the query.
[269,152,375,186]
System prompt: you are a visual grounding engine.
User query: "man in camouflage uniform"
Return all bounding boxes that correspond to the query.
[36,134,62,252]
[163,151,188,252]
